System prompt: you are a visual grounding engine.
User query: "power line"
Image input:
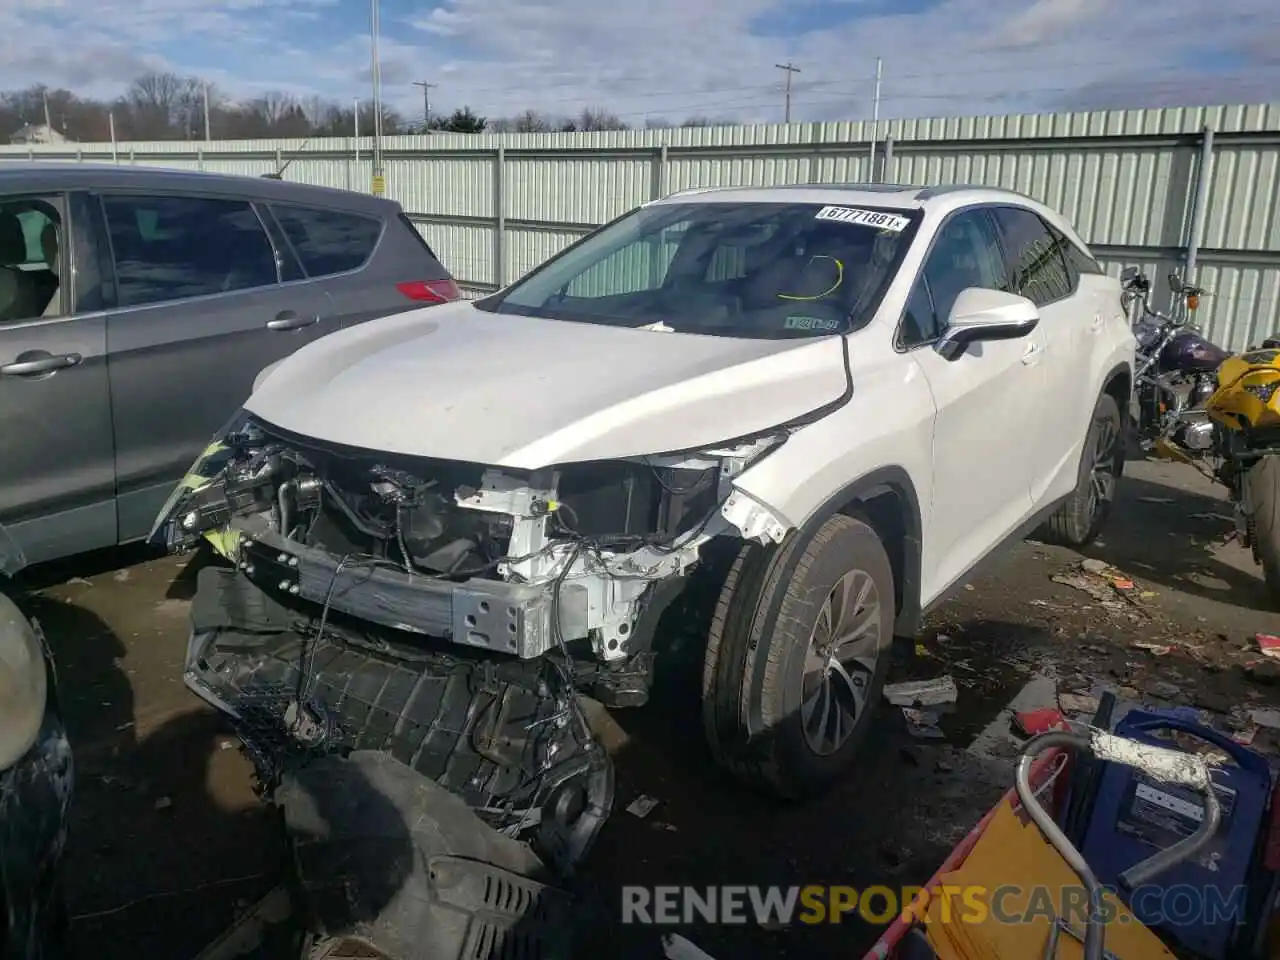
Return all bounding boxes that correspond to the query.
[774,62,801,123]
[425,57,1278,124]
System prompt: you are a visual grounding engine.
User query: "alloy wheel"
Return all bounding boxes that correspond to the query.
[800,568,882,756]
[1086,413,1120,521]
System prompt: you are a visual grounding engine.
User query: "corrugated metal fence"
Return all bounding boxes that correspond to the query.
[3,102,1279,349]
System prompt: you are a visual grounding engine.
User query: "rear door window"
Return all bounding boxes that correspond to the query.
[990,206,1073,306]
[1047,223,1104,286]
[270,204,383,277]
[101,194,279,308]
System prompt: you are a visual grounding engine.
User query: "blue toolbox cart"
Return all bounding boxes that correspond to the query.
[1077,708,1275,959]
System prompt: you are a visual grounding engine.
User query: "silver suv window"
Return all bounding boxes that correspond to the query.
[270,204,383,278]
[102,194,279,307]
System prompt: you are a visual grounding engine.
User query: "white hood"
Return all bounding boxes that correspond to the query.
[245,301,850,469]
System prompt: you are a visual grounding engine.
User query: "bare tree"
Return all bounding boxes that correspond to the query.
[575,107,629,131]
[250,91,298,128]
[500,109,553,133]
[125,71,188,138]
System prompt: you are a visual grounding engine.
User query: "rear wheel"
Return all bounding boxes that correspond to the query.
[702,514,894,800]
[1041,393,1123,548]
[1244,455,1280,609]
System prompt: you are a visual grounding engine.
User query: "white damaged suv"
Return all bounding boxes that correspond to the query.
[152,183,1134,821]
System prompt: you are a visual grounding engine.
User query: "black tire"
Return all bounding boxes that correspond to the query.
[1041,392,1123,548]
[701,513,895,800]
[1244,455,1280,609]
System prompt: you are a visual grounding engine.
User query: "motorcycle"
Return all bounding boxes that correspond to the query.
[1123,266,1226,455]
[1206,343,1280,604]
[1123,267,1280,606]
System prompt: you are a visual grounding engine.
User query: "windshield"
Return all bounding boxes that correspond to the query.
[475,201,922,338]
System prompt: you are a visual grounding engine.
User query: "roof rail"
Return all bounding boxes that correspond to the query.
[913,183,1039,202]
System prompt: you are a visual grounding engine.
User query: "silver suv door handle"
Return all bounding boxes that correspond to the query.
[0,353,82,376]
[266,311,319,331]
[1021,342,1045,365]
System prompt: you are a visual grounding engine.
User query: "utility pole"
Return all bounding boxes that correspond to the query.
[202,80,212,140]
[369,0,384,193]
[868,57,882,179]
[41,89,52,133]
[774,62,801,123]
[412,80,436,130]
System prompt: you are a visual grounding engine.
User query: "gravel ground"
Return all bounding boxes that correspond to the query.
[14,457,1279,960]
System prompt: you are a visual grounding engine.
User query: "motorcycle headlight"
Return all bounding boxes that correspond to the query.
[0,594,47,771]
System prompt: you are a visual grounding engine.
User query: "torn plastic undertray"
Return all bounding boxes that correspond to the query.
[278,750,575,960]
[186,565,613,875]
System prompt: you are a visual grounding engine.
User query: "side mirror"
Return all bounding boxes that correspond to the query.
[1168,271,1183,293]
[1121,266,1139,283]
[935,288,1040,361]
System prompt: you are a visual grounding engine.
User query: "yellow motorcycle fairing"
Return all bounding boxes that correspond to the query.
[1205,348,1280,431]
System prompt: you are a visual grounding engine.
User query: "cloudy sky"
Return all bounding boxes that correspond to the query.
[2,0,1277,124]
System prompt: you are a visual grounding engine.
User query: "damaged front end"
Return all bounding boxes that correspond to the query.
[153,410,788,875]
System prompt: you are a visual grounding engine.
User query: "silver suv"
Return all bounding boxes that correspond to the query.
[0,163,459,566]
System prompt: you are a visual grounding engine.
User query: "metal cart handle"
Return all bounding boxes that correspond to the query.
[1015,729,1222,960]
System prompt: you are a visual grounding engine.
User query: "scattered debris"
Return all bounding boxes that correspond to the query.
[936,758,955,773]
[883,676,958,707]
[1014,708,1066,737]
[1190,512,1232,522]
[1149,681,1182,701]
[1131,641,1172,656]
[66,577,93,587]
[154,796,172,811]
[1251,708,1280,730]
[903,708,946,739]
[113,569,131,582]
[1112,577,1135,591]
[1058,693,1100,716]
[1138,496,1176,504]
[1243,660,1280,684]
[1231,725,1260,746]
[626,795,659,819]
[1256,634,1280,660]
[1081,558,1111,575]
[663,933,719,960]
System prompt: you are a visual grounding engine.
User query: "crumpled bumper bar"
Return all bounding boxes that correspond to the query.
[236,526,588,660]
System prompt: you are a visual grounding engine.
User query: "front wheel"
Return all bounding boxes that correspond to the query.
[1244,455,1280,609]
[701,514,895,800]
[1041,392,1124,548]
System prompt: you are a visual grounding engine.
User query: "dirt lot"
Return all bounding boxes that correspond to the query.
[15,457,1280,960]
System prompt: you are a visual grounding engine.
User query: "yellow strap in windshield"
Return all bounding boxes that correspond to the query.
[777,255,844,301]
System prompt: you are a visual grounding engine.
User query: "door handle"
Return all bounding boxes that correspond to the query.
[1021,342,1045,365]
[1090,314,1104,332]
[266,311,319,332]
[0,353,82,376]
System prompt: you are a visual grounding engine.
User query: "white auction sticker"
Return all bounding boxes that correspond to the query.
[814,205,910,232]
